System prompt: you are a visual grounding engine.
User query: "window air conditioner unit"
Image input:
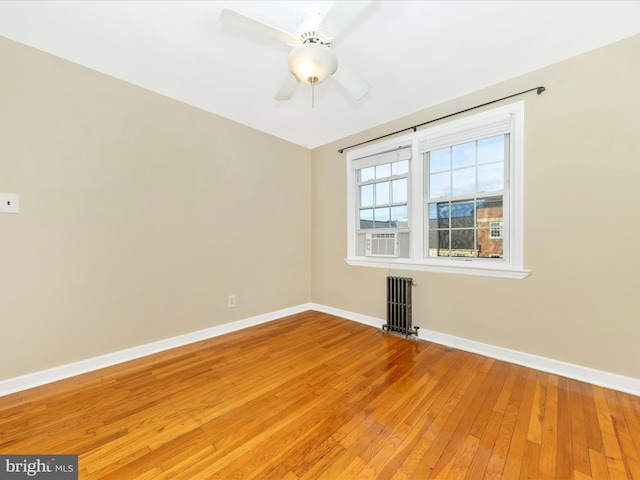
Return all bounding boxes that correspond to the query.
[365,232,398,257]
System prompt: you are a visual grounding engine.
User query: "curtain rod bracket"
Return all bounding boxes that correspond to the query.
[338,86,546,154]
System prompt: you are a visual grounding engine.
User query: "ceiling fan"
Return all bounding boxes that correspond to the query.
[220,2,374,105]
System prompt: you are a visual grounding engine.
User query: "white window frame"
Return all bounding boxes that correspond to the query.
[345,101,530,279]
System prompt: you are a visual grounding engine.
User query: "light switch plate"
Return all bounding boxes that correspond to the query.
[0,193,19,213]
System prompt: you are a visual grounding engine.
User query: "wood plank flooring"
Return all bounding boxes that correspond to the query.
[1,311,639,479]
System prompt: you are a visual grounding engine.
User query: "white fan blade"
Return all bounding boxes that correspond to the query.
[333,62,370,101]
[275,73,300,101]
[220,8,299,46]
[319,1,374,41]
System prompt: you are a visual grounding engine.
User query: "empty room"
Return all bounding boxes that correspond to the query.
[1,1,639,479]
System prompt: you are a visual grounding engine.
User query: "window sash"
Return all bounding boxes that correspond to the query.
[426,134,509,200]
[426,195,505,259]
[423,131,509,262]
[356,151,410,231]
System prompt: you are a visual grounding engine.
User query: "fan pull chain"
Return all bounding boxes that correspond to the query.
[312,82,315,108]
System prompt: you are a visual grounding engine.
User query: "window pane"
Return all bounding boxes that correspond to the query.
[360,166,375,182]
[374,207,390,228]
[477,196,503,214]
[438,203,450,228]
[452,167,476,196]
[478,163,504,192]
[359,209,374,229]
[428,230,437,257]
[391,178,407,203]
[430,171,450,198]
[428,204,438,230]
[477,196,504,257]
[451,229,476,257]
[375,181,390,205]
[429,148,450,173]
[391,205,408,227]
[392,160,409,175]
[452,141,475,169]
[476,197,503,226]
[450,200,475,228]
[376,163,391,179]
[477,229,504,258]
[428,204,451,231]
[428,230,449,257]
[478,135,504,165]
[359,184,374,207]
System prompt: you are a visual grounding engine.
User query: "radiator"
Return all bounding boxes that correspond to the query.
[382,276,419,338]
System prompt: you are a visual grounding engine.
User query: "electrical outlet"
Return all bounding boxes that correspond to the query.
[0,193,19,213]
[227,295,236,308]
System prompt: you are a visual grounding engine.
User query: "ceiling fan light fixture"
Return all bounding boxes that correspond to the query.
[288,42,338,85]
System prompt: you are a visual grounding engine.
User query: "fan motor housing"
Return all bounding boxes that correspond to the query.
[297,12,331,45]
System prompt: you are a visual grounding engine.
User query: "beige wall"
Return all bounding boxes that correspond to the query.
[312,34,640,379]
[2,32,639,385]
[0,37,311,380]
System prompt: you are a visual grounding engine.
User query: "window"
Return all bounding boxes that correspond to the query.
[358,155,409,230]
[489,221,504,239]
[426,135,506,259]
[350,147,412,259]
[346,102,529,279]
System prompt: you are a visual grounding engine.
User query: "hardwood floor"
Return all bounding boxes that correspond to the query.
[1,311,639,479]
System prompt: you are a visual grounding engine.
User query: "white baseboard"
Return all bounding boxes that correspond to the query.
[3,303,639,398]
[0,303,313,398]
[311,303,640,396]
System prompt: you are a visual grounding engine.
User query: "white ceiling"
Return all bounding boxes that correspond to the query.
[1,1,639,149]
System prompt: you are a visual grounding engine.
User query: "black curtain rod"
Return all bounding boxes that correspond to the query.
[338,86,546,154]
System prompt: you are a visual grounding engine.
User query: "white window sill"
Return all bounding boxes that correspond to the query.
[344,258,531,279]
